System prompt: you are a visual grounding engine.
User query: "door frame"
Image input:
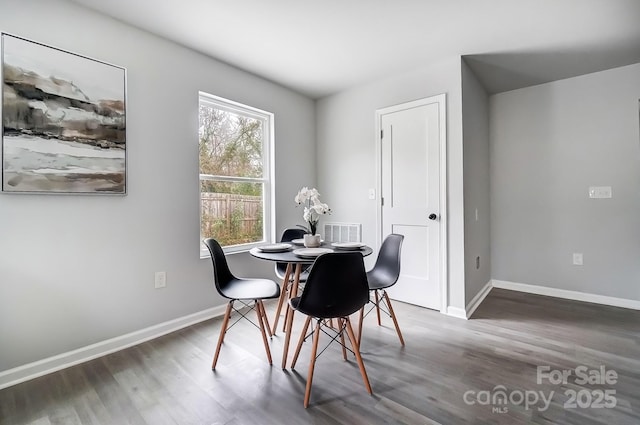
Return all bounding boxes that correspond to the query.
[375,93,448,313]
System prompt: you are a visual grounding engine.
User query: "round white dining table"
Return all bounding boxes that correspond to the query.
[249,242,373,368]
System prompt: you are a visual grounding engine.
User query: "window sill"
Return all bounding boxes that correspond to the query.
[199,241,269,259]
[200,249,250,260]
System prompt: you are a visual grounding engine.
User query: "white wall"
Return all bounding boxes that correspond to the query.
[461,60,491,305]
[0,0,315,374]
[316,57,466,312]
[491,63,640,300]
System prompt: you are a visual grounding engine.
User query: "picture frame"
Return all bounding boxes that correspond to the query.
[1,33,127,194]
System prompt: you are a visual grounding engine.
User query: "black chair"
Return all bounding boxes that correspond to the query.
[358,233,405,346]
[271,228,308,335]
[289,252,372,408]
[203,238,280,369]
[274,228,307,280]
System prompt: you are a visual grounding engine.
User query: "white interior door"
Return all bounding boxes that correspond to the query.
[378,95,445,311]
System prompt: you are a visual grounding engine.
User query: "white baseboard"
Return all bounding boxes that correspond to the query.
[492,280,640,310]
[465,280,493,319]
[444,280,493,320]
[446,278,639,321]
[0,305,227,390]
[445,306,468,319]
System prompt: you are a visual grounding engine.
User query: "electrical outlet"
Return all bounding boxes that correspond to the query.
[368,188,376,200]
[572,253,583,266]
[155,271,166,288]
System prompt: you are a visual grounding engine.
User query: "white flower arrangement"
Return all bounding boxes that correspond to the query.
[294,186,331,235]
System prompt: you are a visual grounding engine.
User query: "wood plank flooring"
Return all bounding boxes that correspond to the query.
[0,288,638,424]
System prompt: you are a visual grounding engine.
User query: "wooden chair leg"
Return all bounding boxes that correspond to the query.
[358,305,365,346]
[281,303,295,369]
[282,303,291,332]
[344,318,372,394]
[283,263,303,333]
[383,291,405,346]
[260,300,273,337]
[374,290,381,326]
[339,318,347,360]
[291,315,312,369]
[272,285,287,335]
[304,320,321,408]
[281,264,302,369]
[272,264,292,335]
[212,300,233,370]
[258,300,273,340]
[255,300,273,365]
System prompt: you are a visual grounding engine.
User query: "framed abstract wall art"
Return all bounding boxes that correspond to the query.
[1,33,127,194]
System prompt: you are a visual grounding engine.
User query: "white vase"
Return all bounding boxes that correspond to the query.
[303,234,321,248]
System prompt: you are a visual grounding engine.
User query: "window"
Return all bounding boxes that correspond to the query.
[199,92,273,256]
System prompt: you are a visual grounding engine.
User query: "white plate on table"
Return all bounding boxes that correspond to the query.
[258,243,292,253]
[331,242,364,251]
[293,248,333,258]
[291,238,323,246]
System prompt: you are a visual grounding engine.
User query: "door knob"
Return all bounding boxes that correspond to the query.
[428,213,438,221]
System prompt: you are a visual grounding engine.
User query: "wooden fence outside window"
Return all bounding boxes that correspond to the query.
[201,193,263,246]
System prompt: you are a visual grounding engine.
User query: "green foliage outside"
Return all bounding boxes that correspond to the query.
[201,201,263,246]
[199,104,265,246]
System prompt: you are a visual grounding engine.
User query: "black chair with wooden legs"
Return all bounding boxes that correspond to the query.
[203,238,280,369]
[289,252,372,408]
[358,233,405,346]
[271,228,309,335]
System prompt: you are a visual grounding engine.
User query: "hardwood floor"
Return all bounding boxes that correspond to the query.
[1,288,638,425]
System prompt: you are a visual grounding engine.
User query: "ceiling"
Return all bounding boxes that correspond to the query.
[69,0,640,98]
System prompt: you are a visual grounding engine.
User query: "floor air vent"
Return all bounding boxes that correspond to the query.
[323,222,361,243]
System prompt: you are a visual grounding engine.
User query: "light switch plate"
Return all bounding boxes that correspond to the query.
[589,186,612,199]
[573,253,583,266]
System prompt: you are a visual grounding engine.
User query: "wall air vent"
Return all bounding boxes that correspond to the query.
[323,222,362,243]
